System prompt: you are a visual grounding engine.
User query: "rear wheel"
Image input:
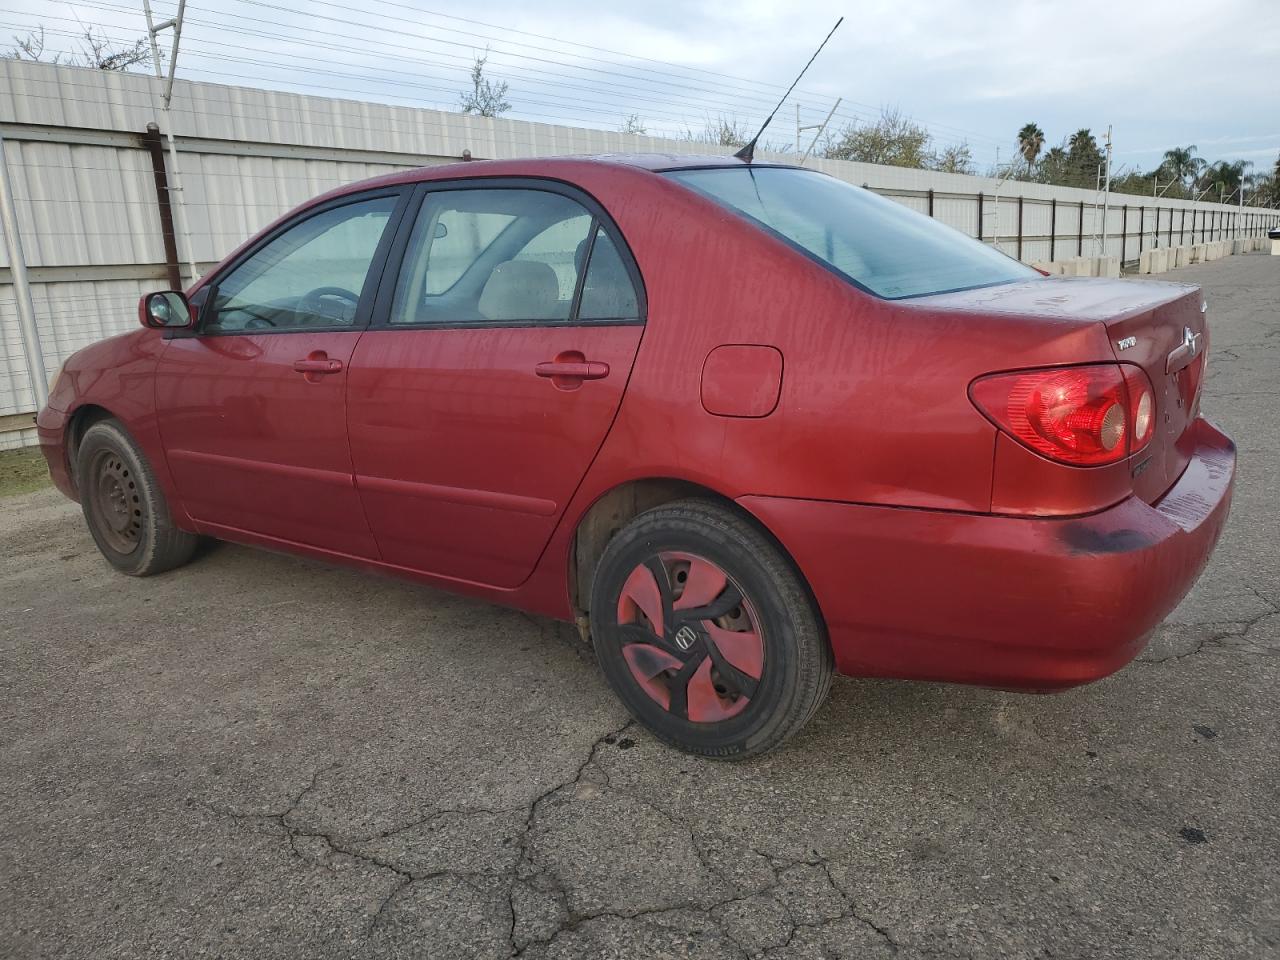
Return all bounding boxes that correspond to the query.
[589,499,832,758]
[78,419,198,576]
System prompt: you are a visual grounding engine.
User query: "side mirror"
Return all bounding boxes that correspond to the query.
[139,290,194,330]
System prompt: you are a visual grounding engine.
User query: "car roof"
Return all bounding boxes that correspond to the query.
[322,153,800,200]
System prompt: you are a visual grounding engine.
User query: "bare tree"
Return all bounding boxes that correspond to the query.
[7,26,62,63]
[620,114,647,136]
[459,51,511,118]
[6,25,148,71]
[77,27,148,71]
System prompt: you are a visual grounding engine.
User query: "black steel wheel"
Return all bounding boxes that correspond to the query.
[77,419,198,576]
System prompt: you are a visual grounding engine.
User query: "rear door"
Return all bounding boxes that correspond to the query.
[346,180,645,587]
[155,189,407,556]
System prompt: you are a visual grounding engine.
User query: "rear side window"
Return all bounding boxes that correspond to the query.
[579,227,639,320]
[666,167,1035,299]
[390,187,640,325]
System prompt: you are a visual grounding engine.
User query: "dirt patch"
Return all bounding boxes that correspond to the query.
[0,446,52,497]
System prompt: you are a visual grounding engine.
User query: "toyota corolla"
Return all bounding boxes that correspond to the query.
[37,156,1235,757]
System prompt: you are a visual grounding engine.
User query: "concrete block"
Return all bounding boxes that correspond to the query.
[1175,246,1192,268]
[1031,260,1062,275]
[1272,237,1280,256]
[1138,250,1153,274]
[1098,255,1121,278]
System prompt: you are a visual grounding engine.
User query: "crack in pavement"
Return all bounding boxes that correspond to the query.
[1137,592,1279,663]
[194,718,904,958]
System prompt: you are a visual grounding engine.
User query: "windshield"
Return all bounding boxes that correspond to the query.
[666,166,1037,300]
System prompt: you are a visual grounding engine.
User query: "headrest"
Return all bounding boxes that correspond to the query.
[478,260,561,321]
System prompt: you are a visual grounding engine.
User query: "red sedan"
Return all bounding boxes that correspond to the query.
[37,156,1235,757]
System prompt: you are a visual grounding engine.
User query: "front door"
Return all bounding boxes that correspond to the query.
[155,191,404,556]
[347,183,646,587]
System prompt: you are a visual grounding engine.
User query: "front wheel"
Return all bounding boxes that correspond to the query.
[77,419,199,576]
[589,499,833,758]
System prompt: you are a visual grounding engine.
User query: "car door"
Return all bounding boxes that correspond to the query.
[154,189,407,556]
[346,180,646,588]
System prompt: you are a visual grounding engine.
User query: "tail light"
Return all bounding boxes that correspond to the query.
[971,364,1156,466]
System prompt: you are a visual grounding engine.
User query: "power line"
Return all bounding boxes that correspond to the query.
[12,0,1005,157]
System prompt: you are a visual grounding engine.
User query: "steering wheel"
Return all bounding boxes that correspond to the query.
[297,286,360,323]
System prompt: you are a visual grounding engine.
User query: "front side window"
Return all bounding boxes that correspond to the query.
[666,167,1036,299]
[206,196,396,333]
[390,188,640,325]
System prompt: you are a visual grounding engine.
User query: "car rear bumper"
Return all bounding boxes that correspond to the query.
[739,417,1236,691]
[36,404,77,502]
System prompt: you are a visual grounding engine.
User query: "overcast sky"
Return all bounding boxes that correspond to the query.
[13,0,1280,175]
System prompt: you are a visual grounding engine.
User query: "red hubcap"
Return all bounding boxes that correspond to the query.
[615,552,764,722]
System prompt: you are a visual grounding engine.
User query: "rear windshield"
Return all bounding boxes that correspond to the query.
[665,166,1036,299]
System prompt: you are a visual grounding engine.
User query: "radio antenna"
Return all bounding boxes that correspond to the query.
[734,17,843,164]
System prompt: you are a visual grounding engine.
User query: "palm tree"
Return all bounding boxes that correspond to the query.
[1068,128,1096,153]
[1198,159,1251,200]
[1016,123,1045,169]
[1160,145,1206,191]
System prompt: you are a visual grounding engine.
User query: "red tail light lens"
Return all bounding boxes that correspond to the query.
[971,364,1156,466]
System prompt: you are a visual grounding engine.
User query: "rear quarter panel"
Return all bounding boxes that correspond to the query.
[558,168,1117,516]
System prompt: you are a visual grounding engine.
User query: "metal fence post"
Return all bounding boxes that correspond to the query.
[142,123,183,290]
[927,188,934,217]
[0,128,48,410]
[977,192,984,242]
[1078,200,1085,256]
[1050,198,1057,261]
[1016,195,1024,261]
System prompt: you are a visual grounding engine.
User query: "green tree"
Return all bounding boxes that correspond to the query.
[931,142,974,175]
[822,109,971,173]
[823,109,931,167]
[680,115,753,148]
[1016,122,1045,169]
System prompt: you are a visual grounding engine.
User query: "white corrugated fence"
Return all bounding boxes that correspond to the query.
[2,58,1276,447]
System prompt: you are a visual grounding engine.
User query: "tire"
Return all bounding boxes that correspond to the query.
[589,499,833,758]
[77,419,198,576]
